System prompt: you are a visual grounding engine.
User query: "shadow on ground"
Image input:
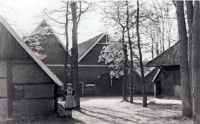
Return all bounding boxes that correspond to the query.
[4,115,85,124]
[79,108,140,124]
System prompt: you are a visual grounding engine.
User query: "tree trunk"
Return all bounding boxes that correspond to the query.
[63,2,69,101]
[150,34,154,59]
[192,2,200,123]
[159,38,162,53]
[71,2,80,110]
[136,0,147,107]
[155,33,159,56]
[126,1,133,103]
[176,1,192,117]
[162,19,165,52]
[122,27,128,102]
[186,1,194,116]
[168,38,171,48]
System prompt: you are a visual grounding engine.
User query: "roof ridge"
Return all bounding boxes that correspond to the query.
[31,20,66,50]
[78,33,104,45]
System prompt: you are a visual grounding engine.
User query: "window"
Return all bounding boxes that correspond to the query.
[86,82,95,90]
[127,85,136,89]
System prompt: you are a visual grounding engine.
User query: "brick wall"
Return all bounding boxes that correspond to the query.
[78,67,123,96]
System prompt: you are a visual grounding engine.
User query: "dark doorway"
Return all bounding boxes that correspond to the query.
[156,81,161,96]
[110,78,121,96]
[100,73,121,96]
[77,83,83,96]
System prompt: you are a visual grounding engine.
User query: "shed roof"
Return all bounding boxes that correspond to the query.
[146,42,180,67]
[0,15,63,86]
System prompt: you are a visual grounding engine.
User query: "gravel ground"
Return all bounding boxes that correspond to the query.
[2,96,193,124]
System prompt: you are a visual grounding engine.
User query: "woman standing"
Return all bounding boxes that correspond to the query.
[64,83,77,118]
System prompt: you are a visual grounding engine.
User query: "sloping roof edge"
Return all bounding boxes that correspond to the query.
[78,33,107,62]
[152,69,161,82]
[0,16,63,86]
[144,67,156,77]
[133,69,142,79]
[146,41,180,67]
[31,20,66,51]
[133,67,157,79]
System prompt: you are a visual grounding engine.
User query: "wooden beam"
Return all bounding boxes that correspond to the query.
[54,84,58,113]
[7,59,13,116]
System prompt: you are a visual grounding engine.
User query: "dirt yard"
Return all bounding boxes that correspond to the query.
[3,96,192,124]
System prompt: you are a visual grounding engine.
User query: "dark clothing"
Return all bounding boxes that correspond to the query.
[65,89,75,95]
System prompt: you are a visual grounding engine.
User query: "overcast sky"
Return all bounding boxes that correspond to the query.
[0,0,178,61]
[0,0,107,48]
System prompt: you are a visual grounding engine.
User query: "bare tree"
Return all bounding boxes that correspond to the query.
[145,0,177,58]
[192,1,200,123]
[126,1,134,103]
[97,1,129,102]
[43,1,91,109]
[185,1,194,115]
[176,1,192,117]
[70,1,79,110]
[136,0,147,107]
[63,2,69,100]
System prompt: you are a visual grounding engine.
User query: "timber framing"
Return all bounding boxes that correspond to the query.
[0,15,63,86]
[7,59,13,116]
[78,32,112,62]
[46,64,110,67]
[152,69,161,82]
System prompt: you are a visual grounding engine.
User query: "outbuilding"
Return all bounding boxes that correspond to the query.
[146,42,181,98]
[0,16,63,119]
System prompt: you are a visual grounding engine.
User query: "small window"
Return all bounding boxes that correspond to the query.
[86,82,95,90]
[127,86,136,89]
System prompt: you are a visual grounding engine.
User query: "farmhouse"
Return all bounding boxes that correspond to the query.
[0,16,63,118]
[30,21,155,96]
[68,33,154,96]
[72,33,123,96]
[146,42,181,98]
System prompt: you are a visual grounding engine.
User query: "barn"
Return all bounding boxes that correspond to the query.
[146,42,181,98]
[29,20,68,94]
[29,21,155,96]
[76,33,123,96]
[76,33,154,96]
[0,16,63,119]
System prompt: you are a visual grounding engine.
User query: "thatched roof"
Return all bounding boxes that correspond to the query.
[146,41,180,67]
